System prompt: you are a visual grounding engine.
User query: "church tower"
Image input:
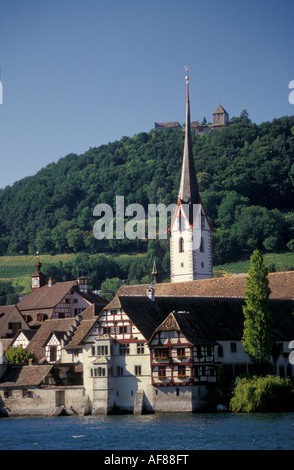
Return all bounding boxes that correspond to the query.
[169,70,213,282]
[31,252,47,289]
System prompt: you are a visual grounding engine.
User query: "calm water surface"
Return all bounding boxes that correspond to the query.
[0,412,293,450]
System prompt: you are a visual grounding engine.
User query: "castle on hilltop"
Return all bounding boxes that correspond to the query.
[155,104,230,134]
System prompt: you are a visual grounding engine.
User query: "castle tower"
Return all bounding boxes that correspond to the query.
[213,105,229,127]
[169,70,213,282]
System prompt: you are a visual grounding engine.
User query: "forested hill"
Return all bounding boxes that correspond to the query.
[0,114,294,270]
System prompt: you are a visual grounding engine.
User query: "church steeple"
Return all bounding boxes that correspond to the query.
[169,69,213,283]
[178,69,200,211]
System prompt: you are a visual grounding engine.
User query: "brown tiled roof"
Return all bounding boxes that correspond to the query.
[0,338,13,353]
[64,319,97,350]
[25,308,99,359]
[0,305,24,330]
[26,318,75,361]
[72,286,108,308]
[116,271,294,300]
[155,122,182,128]
[17,281,77,311]
[213,105,228,114]
[0,364,54,387]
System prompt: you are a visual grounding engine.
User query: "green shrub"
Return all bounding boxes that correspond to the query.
[5,346,38,364]
[230,375,294,412]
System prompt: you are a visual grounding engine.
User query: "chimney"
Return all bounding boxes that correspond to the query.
[147,286,155,302]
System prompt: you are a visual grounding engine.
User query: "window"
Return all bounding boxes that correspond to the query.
[230,342,237,353]
[117,366,124,376]
[91,346,95,356]
[37,313,47,323]
[49,346,57,362]
[23,315,32,323]
[158,366,166,379]
[154,348,169,359]
[135,365,142,376]
[119,326,131,334]
[179,237,184,253]
[178,208,183,231]
[137,343,144,354]
[200,237,205,253]
[8,322,22,332]
[177,348,186,358]
[119,344,130,355]
[178,365,186,378]
[103,326,112,335]
[277,343,284,353]
[4,390,12,398]
[97,345,108,356]
[163,331,174,339]
[218,345,223,357]
[23,389,32,398]
[196,346,203,359]
[91,367,106,377]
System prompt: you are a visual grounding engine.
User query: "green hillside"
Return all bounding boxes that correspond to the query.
[0,112,293,292]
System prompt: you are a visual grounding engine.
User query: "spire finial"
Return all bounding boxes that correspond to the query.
[185,66,189,102]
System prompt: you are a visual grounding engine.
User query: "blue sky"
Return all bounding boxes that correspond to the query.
[0,0,293,189]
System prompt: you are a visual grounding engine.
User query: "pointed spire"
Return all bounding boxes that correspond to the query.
[178,68,200,211]
[151,258,159,284]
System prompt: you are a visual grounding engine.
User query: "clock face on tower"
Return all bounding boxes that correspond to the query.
[32,277,40,288]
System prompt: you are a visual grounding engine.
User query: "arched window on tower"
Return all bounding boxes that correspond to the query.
[200,237,205,253]
[178,208,183,232]
[179,237,184,253]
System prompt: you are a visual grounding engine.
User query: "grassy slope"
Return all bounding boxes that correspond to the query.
[1,251,293,295]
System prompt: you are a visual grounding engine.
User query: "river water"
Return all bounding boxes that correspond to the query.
[0,412,293,451]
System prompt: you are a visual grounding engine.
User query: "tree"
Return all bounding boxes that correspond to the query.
[66,228,85,253]
[5,346,38,364]
[100,277,123,301]
[242,250,274,373]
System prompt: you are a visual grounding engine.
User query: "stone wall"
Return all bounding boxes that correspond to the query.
[0,386,89,417]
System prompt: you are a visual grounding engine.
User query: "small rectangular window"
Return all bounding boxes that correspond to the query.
[119,344,130,355]
[137,343,144,354]
[230,342,237,353]
[135,365,142,376]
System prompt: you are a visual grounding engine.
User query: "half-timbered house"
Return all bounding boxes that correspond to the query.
[17,259,108,329]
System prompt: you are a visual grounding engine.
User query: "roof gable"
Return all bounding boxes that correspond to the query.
[17,281,77,311]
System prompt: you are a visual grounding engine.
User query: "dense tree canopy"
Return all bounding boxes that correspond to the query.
[0,114,293,276]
